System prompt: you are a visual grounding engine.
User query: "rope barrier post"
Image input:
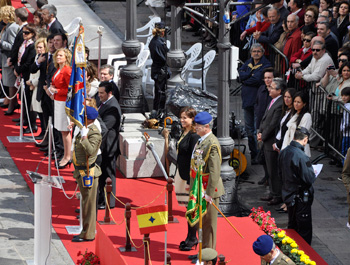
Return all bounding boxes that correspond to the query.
[7,79,34,143]
[218,254,226,265]
[144,233,150,265]
[97,26,104,80]
[99,178,116,225]
[119,203,137,252]
[166,253,171,265]
[166,178,178,223]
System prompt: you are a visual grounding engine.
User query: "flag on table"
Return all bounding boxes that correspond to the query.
[136,205,168,234]
[65,25,87,129]
[186,166,207,227]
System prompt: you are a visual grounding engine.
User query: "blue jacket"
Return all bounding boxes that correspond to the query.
[238,55,271,109]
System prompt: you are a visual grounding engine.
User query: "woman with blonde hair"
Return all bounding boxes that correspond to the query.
[0,0,11,8]
[0,5,19,113]
[47,48,72,169]
[26,37,48,139]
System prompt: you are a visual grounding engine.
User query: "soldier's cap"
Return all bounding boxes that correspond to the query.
[155,22,165,29]
[194,112,212,125]
[202,248,217,261]
[86,106,98,120]
[252,235,273,256]
[296,126,310,137]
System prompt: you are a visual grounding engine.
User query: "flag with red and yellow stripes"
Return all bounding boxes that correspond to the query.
[136,205,168,234]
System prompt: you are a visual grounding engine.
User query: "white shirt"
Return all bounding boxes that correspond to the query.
[302,53,334,82]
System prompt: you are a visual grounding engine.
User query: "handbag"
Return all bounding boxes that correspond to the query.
[167,138,177,165]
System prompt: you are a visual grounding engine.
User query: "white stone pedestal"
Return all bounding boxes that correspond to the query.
[118,113,166,178]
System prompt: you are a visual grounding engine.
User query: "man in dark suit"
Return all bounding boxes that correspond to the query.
[258,78,285,205]
[30,34,55,143]
[97,81,122,209]
[99,64,120,102]
[254,7,284,45]
[7,8,28,125]
[7,7,28,68]
[41,4,65,34]
[53,32,68,50]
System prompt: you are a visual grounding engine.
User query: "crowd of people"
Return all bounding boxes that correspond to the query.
[232,0,350,244]
[0,1,123,242]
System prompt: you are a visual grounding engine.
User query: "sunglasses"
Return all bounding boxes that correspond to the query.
[312,48,321,52]
[338,59,348,63]
[303,39,311,42]
[22,31,31,35]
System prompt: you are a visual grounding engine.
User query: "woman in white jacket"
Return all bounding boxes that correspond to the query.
[282,91,312,157]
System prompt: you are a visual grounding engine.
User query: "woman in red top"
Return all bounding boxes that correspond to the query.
[290,31,315,68]
[48,48,72,169]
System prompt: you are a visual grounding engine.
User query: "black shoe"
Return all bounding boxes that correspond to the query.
[35,142,48,148]
[4,110,15,116]
[12,118,20,122]
[205,40,217,49]
[76,215,80,219]
[39,146,48,152]
[23,126,38,134]
[98,204,106,210]
[0,104,9,108]
[258,177,267,185]
[329,159,337,165]
[72,237,94,242]
[56,159,72,169]
[75,209,80,213]
[35,135,45,140]
[16,121,29,126]
[268,198,283,206]
[188,254,198,260]
[260,195,273,201]
[179,239,198,251]
[251,158,259,165]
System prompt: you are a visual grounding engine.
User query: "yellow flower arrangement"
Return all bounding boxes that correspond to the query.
[290,242,298,248]
[250,208,317,265]
[291,248,298,254]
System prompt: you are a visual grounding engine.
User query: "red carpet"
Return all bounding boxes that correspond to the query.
[0,111,265,264]
[0,110,327,264]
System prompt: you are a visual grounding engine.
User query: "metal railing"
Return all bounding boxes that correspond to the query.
[309,83,350,164]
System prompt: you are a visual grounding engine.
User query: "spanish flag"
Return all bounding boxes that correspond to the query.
[136,205,168,235]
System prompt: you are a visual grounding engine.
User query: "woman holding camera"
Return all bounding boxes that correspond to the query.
[323,62,350,102]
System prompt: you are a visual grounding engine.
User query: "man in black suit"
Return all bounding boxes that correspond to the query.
[253,7,284,45]
[41,4,65,34]
[258,78,285,205]
[99,64,120,102]
[7,7,28,68]
[7,8,28,125]
[53,32,68,50]
[30,34,54,143]
[97,81,122,209]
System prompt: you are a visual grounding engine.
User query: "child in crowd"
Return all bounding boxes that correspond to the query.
[341,87,350,163]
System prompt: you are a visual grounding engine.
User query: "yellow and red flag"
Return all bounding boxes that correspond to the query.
[136,205,168,234]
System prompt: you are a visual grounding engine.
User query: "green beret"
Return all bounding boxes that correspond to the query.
[202,248,217,261]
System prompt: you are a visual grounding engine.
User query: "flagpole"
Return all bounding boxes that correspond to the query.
[198,164,202,264]
[211,202,244,239]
